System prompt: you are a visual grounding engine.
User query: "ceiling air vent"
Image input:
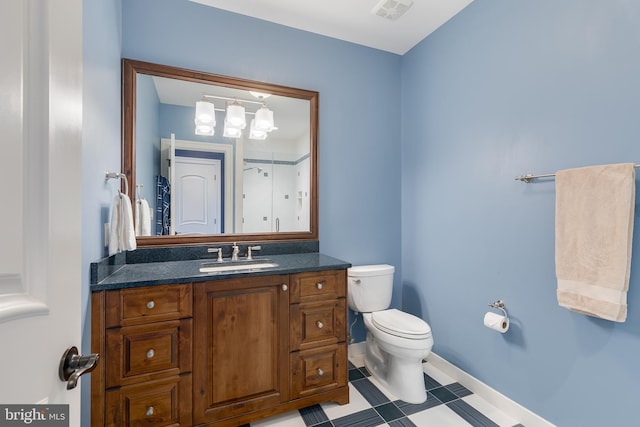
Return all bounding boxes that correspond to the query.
[371,0,414,21]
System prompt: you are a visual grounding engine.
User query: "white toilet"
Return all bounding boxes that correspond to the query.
[348,264,433,404]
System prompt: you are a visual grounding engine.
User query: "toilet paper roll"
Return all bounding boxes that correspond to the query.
[484,311,509,333]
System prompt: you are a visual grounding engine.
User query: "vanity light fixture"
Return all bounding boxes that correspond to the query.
[249,119,268,140]
[254,105,276,132]
[195,94,276,139]
[223,117,244,138]
[195,123,215,136]
[225,102,246,129]
[194,100,216,136]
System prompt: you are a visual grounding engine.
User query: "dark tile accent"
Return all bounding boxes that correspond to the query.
[237,424,250,427]
[359,366,372,377]
[349,368,366,381]
[352,378,391,406]
[447,400,500,427]
[446,382,473,398]
[394,391,442,415]
[423,373,442,391]
[299,404,329,426]
[374,402,404,422]
[512,424,526,427]
[348,361,357,370]
[332,408,386,427]
[429,386,459,403]
[388,418,418,427]
[310,423,333,427]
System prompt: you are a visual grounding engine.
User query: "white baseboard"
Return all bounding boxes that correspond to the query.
[348,343,553,427]
[348,341,366,359]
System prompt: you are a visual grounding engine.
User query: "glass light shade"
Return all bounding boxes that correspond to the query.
[223,118,243,138]
[195,101,216,125]
[249,119,268,140]
[226,103,246,128]
[254,106,275,131]
[195,124,214,136]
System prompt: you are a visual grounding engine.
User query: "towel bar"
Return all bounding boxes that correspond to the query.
[515,164,640,183]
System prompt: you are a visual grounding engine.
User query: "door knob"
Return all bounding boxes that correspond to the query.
[59,346,99,390]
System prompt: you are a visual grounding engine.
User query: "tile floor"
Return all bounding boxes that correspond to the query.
[242,355,524,427]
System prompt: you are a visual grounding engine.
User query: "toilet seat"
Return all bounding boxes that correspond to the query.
[371,309,432,340]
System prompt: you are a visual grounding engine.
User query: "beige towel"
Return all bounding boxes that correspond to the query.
[556,163,635,322]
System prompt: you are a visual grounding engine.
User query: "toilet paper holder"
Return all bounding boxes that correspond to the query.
[488,300,508,319]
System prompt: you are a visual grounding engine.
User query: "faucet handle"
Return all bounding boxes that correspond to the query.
[207,247,223,262]
[247,245,261,260]
[231,242,239,261]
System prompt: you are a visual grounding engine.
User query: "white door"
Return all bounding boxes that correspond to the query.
[0,0,84,425]
[174,157,222,235]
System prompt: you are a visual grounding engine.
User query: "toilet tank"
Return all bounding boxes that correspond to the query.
[347,264,395,313]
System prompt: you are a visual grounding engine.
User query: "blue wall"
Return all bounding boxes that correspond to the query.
[121,0,404,339]
[401,0,640,425]
[81,0,122,424]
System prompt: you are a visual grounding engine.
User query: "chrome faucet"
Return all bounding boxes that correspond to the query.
[247,245,261,260]
[231,242,239,261]
[207,247,223,262]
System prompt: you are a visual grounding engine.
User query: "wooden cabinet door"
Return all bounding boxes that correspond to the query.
[193,275,290,425]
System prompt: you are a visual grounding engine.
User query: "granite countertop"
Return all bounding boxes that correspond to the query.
[91,252,351,291]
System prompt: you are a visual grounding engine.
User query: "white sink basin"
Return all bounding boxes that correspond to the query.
[199,262,279,274]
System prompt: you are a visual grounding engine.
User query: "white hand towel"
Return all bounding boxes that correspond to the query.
[109,193,137,256]
[120,193,137,251]
[136,199,152,237]
[555,163,635,322]
[108,194,121,256]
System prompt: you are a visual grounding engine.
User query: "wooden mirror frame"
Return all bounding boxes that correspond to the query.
[122,58,319,247]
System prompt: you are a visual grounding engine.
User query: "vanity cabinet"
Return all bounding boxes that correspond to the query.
[92,269,349,427]
[289,270,348,399]
[92,283,193,426]
[192,274,290,425]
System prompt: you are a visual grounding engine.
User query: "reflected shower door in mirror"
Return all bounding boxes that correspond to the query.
[123,59,318,246]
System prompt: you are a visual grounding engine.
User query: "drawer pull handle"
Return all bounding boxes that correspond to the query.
[316,282,323,290]
[146,301,155,309]
[282,284,288,291]
[317,368,324,376]
[316,321,324,329]
[146,349,155,359]
[146,406,154,416]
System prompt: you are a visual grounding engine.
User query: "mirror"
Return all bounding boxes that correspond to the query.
[122,59,318,247]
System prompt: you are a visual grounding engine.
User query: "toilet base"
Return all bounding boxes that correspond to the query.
[364,333,428,404]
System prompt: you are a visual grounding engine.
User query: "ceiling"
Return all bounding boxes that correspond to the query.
[189,0,474,55]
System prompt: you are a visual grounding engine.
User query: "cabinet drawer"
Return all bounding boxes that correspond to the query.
[290,299,346,351]
[290,270,346,303]
[105,375,192,427]
[105,319,192,388]
[290,343,347,399]
[105,284,192,327]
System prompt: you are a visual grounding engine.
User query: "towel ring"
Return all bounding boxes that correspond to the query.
[105,171,129,196]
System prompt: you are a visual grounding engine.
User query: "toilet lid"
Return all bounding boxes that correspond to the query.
[371,309,432,340]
